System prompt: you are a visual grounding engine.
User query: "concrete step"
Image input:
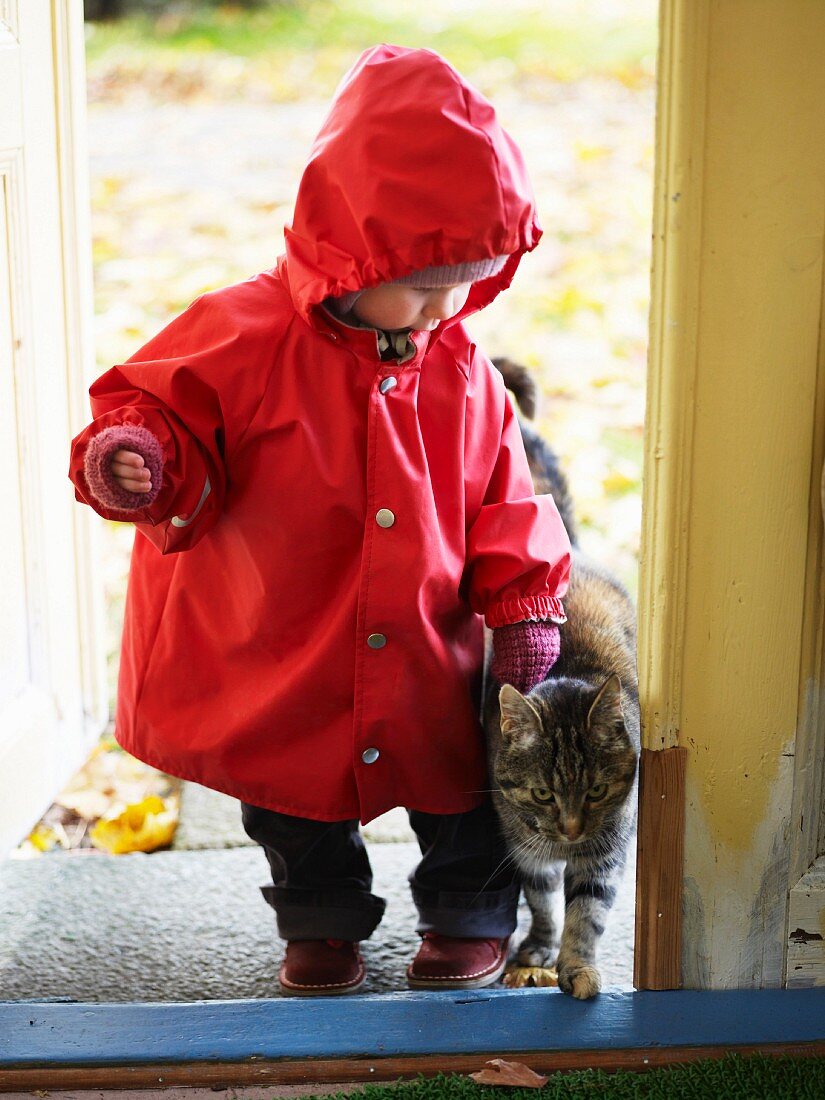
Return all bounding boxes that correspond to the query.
[171,782,416,851]
[0,844,634,1002]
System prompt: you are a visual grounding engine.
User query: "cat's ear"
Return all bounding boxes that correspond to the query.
[587,674,624,730]
[499,684,542,744]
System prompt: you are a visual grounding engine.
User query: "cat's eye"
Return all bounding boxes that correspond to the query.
[531,787,556,804]
[586,783,608,802]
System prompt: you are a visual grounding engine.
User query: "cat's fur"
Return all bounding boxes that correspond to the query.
[484,358,639,1000]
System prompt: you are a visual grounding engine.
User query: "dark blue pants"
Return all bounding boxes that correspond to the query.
[240,799,520,942]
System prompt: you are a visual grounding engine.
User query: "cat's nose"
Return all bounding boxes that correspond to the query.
[561,817,582,841]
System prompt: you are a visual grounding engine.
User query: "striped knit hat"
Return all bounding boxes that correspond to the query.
[334,254,509,314]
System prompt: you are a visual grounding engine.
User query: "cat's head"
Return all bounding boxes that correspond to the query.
[492,675,638,846]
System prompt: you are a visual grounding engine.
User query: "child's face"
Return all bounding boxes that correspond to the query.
[352,282,473,332]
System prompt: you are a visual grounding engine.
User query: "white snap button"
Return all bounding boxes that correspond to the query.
[362,748,380,764]
[379,376,397,394]
[375,509,395,528]
[367,633,387,649]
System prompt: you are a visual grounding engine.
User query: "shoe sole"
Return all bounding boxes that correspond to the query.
[278,970,366,997]
[406,951,509,991]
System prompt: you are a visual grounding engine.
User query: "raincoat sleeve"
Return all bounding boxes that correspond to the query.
[69,289,271,555]
[461,355,572,628]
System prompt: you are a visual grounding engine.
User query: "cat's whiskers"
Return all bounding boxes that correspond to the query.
[527,839,554,885]
[585,827,626,861]
[510,832,553,886]
[531,833,557,871]
[500,832,542,875]
[467,832,541,903]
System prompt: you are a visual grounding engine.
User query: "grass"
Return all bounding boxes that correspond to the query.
[309,1055,825,1100]
[85,0,658,99]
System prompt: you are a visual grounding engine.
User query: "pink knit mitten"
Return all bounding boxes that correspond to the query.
[83,423,165,511]
[491,620,561,694]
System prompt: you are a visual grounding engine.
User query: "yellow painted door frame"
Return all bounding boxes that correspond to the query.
[637,0,825,989]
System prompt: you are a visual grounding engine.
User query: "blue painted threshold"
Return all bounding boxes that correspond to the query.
[0,988,823,1067]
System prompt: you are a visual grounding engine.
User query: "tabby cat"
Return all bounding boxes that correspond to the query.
[484,359,640,1000]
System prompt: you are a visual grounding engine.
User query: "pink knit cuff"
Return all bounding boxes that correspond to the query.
[491,620,561,694]
[83,424,164,512]
[485,594,566,629]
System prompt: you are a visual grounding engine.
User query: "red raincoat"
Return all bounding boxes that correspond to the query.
[70,45,572,824]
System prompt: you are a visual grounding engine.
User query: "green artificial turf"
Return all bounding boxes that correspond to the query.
[317,1054,825,1100]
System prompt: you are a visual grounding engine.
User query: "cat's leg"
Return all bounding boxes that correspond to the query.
[503,862,564,988]
[517,863,564,967]
[556,854,625,999]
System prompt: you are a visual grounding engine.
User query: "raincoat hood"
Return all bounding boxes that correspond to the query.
[284,44,542,328]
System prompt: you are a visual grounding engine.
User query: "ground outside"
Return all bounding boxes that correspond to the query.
[3,788,823,1097]
[0,784,635,1002]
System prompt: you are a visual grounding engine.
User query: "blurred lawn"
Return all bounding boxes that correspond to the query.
[86,0,657,100]
[86,0,657,706]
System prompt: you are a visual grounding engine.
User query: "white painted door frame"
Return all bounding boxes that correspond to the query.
[0,0,106,854]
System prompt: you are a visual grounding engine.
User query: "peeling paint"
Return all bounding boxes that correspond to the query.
[682,743,795,987]
[793,679,825,878]
[680,643,800,856]
[789,928,823,944]
[681,876,710,988]
[786,857,825,987]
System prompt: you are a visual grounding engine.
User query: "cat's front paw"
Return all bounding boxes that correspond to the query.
[516,936,558,970]
[557,961,601,999]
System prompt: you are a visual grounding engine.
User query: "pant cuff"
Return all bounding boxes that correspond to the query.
[410,884,520,938]
[260,885,386,941]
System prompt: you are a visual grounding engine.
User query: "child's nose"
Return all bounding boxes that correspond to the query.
[424,290,456,319]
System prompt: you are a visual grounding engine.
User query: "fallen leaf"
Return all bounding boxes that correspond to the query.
[602,471,637,496]
[27,825,60,853]
[502,965,559,989]
[90,794,178,855]
[56,787,111,821]
[574,141,610,162]
[469,1059,548,1088]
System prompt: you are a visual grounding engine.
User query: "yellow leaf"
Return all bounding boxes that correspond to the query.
[90,795,178,855]
[28,825,59,853]
[96,175,126,199]
[603,471,637,495]
[574,141,609,162]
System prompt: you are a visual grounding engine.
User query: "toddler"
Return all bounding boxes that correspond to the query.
[70,44,572,995]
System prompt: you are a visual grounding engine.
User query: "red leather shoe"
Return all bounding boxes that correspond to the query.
[406,933,510,989]
[279,939,366,996]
